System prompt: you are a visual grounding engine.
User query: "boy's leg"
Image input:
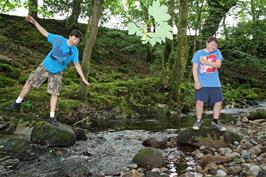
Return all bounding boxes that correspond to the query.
[213,101,222,119]
[50,94,58,113]
[196,100,204,120]
[193,100,204,130]
[47,72,62,126]
[18,82,32,99]
[47,94,60,126]
[7,64,47,111]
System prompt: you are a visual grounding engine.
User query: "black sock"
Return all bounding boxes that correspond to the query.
[212,119,218,124]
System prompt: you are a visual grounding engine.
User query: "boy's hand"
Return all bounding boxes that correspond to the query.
[25,16,36,25]
[200,57,208,64]
[194,81,201,90]
[82,78,90,86]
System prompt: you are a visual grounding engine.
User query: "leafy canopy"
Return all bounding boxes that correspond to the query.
[127,0,173,46]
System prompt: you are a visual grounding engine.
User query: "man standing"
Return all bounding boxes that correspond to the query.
[7,16,89,126]
[191,36,226,131]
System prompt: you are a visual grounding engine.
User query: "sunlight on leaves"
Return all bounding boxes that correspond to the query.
[127,0,173,46]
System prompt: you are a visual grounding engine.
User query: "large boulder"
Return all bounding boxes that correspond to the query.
[132,147,165,169]
[30,121,76,147]
[176,128,241,148]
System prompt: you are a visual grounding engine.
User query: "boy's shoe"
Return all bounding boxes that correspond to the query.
[192,119,202,130]
[211,120,227,131]
[6,101,21,112]
[48,117,60,126]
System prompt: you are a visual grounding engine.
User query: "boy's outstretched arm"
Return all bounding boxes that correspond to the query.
[74,63,90,86]
[25,16,48,38]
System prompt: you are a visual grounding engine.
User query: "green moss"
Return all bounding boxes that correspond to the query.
[0,74,16,87]
[0,63,20,79]
[248,110,266,120]
[58,98,81,112]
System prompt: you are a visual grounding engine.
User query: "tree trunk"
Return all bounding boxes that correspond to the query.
[28,0,38,18]
[78,0,103,102]
[160,0,174,90]
[171,0,189,101]
[201,0,238,45]
[66,0,82,30]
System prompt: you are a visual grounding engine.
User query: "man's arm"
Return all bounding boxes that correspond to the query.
[192,63,201,90]
[74,63,90,86]
[200,58,222,68]
[25,16,48,38]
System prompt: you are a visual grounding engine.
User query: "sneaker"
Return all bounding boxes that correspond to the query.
[192,119,202,130]
[211,120,227,131]
[48,117,60,126]
[6,101,21,112]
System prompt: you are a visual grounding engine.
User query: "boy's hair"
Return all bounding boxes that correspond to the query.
[206,36,218,44]
[69,30,83,40]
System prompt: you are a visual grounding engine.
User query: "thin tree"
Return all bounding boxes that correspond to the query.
[78,0,103,102]
[171,0,189,101]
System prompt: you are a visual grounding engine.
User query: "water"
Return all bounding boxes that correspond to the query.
[1,101,265,176]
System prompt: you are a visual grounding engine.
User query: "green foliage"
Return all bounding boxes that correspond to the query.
[127,0,173,46]
[0,0,22,13]
[223,85,261,102]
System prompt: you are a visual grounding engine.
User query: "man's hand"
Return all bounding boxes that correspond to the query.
[82,78,90,86]
[25,16,36,25]
[200,57,208,65]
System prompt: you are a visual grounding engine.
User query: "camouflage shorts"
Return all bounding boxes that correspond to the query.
[26,64,63,96]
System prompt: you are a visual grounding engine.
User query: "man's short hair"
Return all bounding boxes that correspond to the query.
[206,36,218,44]
[69,30,83,40]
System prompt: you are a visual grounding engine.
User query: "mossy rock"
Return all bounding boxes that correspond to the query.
[176,127,241,148]
[30,121,76,147]
[132,147,165,168]
[0,138,31,156]
[248,110,266,120]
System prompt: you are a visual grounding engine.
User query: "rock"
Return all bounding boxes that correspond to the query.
[250,165,261,176]
[197,154,232,167]
[132,147,165,168]
[30,121,76,147]
[122,169,143,177]
[176,128,241,148]
[145,171,162,177]
[74,127,88,141]
[179,172,203,177]
[228,152,241,158]
[241,116,249,123]
[249,146,261,156]
[258,169,266,177]
[0,138,32,158]
[228,166,242,175]
[216,169,227,176]
[142,137,168,148]
[205,162,217,174]
[241,142,253,149]
[218,147,232,156]
[0,121,16,134]
[241,150,251,161]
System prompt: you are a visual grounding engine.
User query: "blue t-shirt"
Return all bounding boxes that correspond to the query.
[42,33,79,74]
[191,49,223,87]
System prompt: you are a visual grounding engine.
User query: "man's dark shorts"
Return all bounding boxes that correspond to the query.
[195,87,224,105]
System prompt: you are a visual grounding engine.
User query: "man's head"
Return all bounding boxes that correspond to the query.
[206,36,218,52]
[68,30,83,46]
